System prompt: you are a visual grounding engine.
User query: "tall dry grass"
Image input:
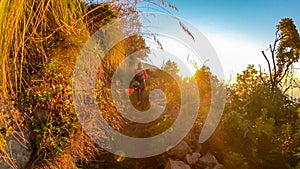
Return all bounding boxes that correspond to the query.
[0,0,172,168]
[0,0,89,168]
[0,0,86,98]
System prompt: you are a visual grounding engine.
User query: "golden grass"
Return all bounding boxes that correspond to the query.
[0,0,85,98]
[0,0,88,168]
[0,0,166,168]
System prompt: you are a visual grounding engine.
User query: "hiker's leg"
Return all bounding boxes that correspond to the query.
[139,81,145,104]
[139,89,144,103]
[136,88,140,102]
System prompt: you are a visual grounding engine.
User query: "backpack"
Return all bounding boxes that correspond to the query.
[132,80,140,88]
[134,70,145,82]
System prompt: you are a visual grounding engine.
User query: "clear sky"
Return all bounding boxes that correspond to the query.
[137,0,300,79]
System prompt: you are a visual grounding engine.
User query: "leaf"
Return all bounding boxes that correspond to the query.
[294,152,300,156]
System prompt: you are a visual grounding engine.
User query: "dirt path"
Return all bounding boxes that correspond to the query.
[118,89,168,169]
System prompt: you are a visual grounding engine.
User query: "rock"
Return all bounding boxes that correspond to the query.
[198,152,219,166]
[0,132,31,169]
[185,152,201,165]
[167,141,192,159]
[165,159,191,169]
[0,99,31,168]
[194,143,203,153]
[33,108,50,123]
[214,164,225,169]
[0,99,19,130]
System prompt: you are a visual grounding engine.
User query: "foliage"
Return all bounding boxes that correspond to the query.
[161,60,180,76]
[0,0,89,167]
[193,66,221,126]
[0,0,142,167]
[261,18,300,89]
[0,0,86,98]
[24,39,85,166]
[276,18,300,78]
[223,152,249,169]
[1,0,300,168]
[209,64,300,169]
[86,3,118,34]
[0,98,25,169]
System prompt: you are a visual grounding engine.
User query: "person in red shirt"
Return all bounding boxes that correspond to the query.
[133,62,149,105]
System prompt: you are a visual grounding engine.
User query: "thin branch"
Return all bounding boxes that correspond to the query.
[79,2,113,23]
[258,65,266,84]
[294,79,300,88]
[275,29,280,41]
[262,50,273,84]
[283,85,291,94]
[270,44,277,81]
[137,0,175,14]
[278,61,293,83]
[270,30,280,80]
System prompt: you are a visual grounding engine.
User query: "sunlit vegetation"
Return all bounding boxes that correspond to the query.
[0,0,300,168]
[0,0,130,168]
[208,19,300,168]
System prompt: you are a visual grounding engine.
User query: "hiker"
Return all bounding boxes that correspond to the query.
[133,62,148,105]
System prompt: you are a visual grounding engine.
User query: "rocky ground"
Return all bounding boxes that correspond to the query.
[0,89,224,169]
[0,99,32,169]
[120,89,225,169]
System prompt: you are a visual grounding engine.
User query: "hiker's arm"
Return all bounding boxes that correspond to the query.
[143,70,149,79]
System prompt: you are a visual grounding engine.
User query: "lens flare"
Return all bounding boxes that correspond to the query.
[114,150,126,162]
[72,12,225,158]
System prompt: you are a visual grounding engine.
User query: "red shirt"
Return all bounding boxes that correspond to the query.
[134,69,149,79]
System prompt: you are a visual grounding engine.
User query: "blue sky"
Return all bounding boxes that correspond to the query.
[137,0,300,79]
[172,0,300,42]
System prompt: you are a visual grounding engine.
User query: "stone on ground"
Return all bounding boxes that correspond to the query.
[185,152,201,165]
[167,141,192,159]
[165,159,191,169]
[198,152,219,166]
[0,132,31,169]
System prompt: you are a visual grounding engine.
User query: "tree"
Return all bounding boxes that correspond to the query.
[211,63,300,169]
[161,60,180,76]
[261,18,300,89]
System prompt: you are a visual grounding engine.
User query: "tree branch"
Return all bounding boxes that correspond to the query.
[294,79,300,88]
[262,50,273,85]
[283,85,291,94]
[277,61,293,83]
[270,30,280,82]
[270,43,277,81]
[259,65,266,84]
